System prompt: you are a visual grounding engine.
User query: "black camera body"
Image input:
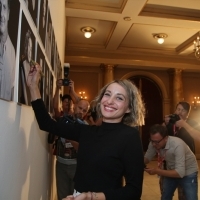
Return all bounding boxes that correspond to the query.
[62,78,70,86]
[169,114,180,124]
[62,63,70,86]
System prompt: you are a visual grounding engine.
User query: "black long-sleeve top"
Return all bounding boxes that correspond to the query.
[32,99,144,200]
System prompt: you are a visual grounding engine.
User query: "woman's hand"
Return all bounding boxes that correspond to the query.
[27,63,42,87]
[63,192,92,200]
[27,63,42,101]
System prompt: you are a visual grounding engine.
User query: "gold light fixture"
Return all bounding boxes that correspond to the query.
[192,96,200,110]
[193,32,200,59]
[153,33,168,44]
[81,27,96,39]
[79,91,87,99]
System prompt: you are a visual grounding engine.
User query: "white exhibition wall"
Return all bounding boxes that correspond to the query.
[0,0,66,199]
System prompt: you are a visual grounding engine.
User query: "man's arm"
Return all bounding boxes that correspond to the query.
[68,80,80,104]
[176,119,200,141]
[145,168,180,178]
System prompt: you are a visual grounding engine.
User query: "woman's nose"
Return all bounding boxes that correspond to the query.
[107,96,114,104]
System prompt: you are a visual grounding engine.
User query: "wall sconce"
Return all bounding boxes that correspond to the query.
[153,33,168,44]
[81,27,96,38]
[193,32,200,59]
[79,91,87,99]
[192,96,200,110]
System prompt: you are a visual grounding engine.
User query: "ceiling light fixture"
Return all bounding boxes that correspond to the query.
[193,32,200,59]
[153,33,168,44]
[123,17,131,21]
[81,27,96,39]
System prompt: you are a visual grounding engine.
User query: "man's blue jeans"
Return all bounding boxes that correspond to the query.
[161,172,198,200]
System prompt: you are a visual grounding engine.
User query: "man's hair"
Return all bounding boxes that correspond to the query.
[176,101,191,113]
[61,94,71,102]
[150,124,168,138]
[94,79,145,127]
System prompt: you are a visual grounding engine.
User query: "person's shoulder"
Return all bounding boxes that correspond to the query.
[168,135,187,145]
[121,124,140,136]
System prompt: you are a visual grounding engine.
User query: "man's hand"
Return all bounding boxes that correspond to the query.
[144,167,159,175]
[164,115,170,125]
[56,79,63,89]
[69,80,75,91]
[175,119,187,128]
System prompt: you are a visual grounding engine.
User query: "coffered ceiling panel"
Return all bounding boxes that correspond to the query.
[64,0,200,71]
[65,0,127,13]
[66,17,116,50]
[120,24,199,51]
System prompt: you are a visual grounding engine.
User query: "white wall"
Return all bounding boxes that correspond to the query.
[0,0,65,199]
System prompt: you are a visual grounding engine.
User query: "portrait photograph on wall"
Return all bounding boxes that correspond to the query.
[44,63,50,112]
[45,7,52,62]
[18,12,36,106]
[24,0,39,27]
[36,43,45,101]
[0,0,20,101]
[49,72,54,114]
[38,0,48,48]
[51,29,55,72]
[56,49,62,79]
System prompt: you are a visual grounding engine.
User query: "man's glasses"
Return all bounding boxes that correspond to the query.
[149,137,165,145]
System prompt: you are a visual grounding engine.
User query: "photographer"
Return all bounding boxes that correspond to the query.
[163,101,200,153]
[144,124,198,200]
[51,79,90,200]
[163,101,200,200]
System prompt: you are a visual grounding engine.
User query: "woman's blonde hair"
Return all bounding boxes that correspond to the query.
[95,79,145,127]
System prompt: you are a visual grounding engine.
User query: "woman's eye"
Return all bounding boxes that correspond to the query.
[116,96,123,101]
[104,93,110,96]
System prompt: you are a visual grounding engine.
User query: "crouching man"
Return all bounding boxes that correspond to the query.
[144,124,198,200]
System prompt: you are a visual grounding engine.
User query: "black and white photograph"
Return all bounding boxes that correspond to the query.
[49,72,54,113]
[45,7,52,62]
[56,52,62,79]
[51,28,55,71]
[18,12,35,106]
[24,0,38,27]
[44,63,50,112]
[38,0,48,48]
[0,0,20,101]
[36,43,45,100]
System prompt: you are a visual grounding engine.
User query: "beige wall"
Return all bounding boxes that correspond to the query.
[0,1,65,199]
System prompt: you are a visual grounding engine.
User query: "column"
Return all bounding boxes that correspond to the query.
[102,64,114,86]
[168,69,184,112]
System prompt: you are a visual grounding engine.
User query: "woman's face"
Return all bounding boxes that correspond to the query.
[27,38,32,62]
[100,83,130,123]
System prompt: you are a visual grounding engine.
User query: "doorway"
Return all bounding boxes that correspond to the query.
[129,76,163,151]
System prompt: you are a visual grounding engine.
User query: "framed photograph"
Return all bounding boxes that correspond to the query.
[45,7,52,62]
[18,12,36,106]
[51,28,55,71]
[44,63,50,112]
[36,43,45,100]
[0,0,20,101]
[38,0,48,48]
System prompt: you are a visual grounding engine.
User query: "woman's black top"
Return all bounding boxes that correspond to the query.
[32,99,144,200]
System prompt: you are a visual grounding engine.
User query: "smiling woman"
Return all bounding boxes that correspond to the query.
[27,65,146,200]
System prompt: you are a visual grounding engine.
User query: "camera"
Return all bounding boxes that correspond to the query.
[62,63,70,86]
[169,114,180,124]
